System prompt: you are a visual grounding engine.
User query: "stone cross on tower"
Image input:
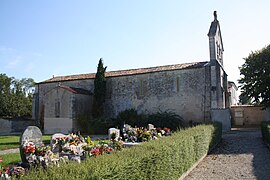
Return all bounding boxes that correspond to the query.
[214,11,217,20]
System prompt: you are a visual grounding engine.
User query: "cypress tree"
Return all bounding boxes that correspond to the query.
[92,58,107,118]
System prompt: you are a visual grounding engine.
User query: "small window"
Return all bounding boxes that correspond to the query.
[140,80,143,96]
[176,77,180,92]
[55,101,60,118]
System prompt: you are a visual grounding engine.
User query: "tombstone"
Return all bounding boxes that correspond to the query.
[20,126,43,163]
[50,133,67,153]
[148,124,155,130]
[124,124,131,132]
[108,128,120,140]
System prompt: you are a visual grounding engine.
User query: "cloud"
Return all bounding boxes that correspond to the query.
[0,46,42,72]
[5,55,23,69]
[0,46,16,54]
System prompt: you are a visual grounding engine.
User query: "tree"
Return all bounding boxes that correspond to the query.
[239,44,270,107]
[238,93,252,105]
[92,58,107,118]
[0,73,35,117]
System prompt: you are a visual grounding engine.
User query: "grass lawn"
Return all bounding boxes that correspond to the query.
[0,135,51,151]
[0,153,21,167]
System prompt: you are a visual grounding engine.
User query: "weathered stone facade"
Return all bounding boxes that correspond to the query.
[104,64,211,122]
[32,11,229,133]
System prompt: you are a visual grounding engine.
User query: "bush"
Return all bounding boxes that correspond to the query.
[77,114,114,134]
[115,108,145,127]
[115,109,184,130]
[22,122,222,180]
[147,111,184,130]
[261,121,270,144]
[88,118,116,134]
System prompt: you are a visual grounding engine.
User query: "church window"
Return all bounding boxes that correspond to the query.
[55,101,60,118]
[176,76,180,92]
[140,80,143,96]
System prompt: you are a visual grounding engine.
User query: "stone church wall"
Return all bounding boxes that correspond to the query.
[35,79,94,122]
[43,88,73,118]
[105,67,211,124]
[35,66,211,125]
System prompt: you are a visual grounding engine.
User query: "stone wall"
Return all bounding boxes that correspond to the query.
[35,66,212,126]
[105,67,211,124]
[44,117,72,134]
[211,108,231,132]
[231,105,266,126]
[34,79,94,121]
[0,118,37,135]
[43,87,73,118]
[73,93,93,131]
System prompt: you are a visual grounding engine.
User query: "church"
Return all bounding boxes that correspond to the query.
[32,11,232,134]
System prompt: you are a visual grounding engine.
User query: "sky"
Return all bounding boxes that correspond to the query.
[1,1,270,91]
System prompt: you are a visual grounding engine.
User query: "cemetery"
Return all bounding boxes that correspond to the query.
[0,122,222,179]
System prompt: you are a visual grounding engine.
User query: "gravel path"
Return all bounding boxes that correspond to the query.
[185,129,270,180]
[0,148,19,155]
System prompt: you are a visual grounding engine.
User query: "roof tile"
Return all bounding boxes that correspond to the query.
[40,61,207,84]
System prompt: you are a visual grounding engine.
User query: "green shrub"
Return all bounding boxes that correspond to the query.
[147,110,184,130]
[87,118,115,135]
[76,114,115,135]
[115,109,184,130]
[22,122,222,180]
[115,108,145,127]
[261,121,270,143]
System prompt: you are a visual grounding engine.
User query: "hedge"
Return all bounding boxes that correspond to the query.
[261,121,270,144]
[22,122,222,180]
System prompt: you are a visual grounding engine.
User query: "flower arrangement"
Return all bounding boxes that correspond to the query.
[110,133,123,151]
[0,157,26,179]
[82,136,95,151]
[52,136,67,146]
[122,125,172,143]
[0,166,10,179]
[90,142,113,157]
[57,133,87,155]
[35,144,51,156]
[23,141,36,155]
[21,140,52,168]
[156,127,171,136]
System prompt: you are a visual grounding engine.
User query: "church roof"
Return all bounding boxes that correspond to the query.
[60,85,93,95]
[45,84,92,95]
[39,61,208,84]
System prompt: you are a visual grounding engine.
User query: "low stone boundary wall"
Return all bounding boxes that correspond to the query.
[0,118,37,135]
[231,105,266,126]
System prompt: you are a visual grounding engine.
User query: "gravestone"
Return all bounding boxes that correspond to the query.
[124,124,131,132]
[108,128,120,140]
[50,133,67,153]
[148,124,155,130]
[20,126,43,163]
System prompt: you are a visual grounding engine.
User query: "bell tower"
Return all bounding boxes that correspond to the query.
[208,11,227,109]
[208,11,224,66]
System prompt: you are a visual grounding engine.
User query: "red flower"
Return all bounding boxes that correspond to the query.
[91,148,100,156]
[24,144,36,154]
[163,127,171,133]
